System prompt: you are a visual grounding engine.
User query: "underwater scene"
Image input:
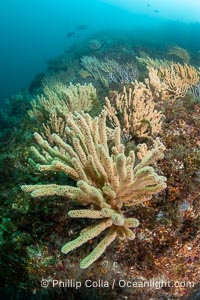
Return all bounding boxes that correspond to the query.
[0,0,200,299]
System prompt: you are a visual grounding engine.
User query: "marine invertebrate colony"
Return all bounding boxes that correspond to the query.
[81,56,138,86]
[105,82,164,139]
[29,82,97,143]
[22,111,166,269]
[136,55,172,69]
[29,82,96,121]
[168,45,190,64]
[151,63,199,100]
[2,26,200,300]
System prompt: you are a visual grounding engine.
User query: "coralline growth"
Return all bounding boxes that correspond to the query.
[136,56,199,100]
[105,81,164,139]
[168,45,190,64]
[21,58,199,269]
[29,82,96,120]
[29,82,97,143]
[22,111,166,269]
[136,55,172,69]
[158,63,199,99]
[145,64,199,101]
[81,56,138,86]
[22,55,198,269]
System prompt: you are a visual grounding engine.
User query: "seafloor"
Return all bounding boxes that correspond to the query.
[0,29,199,300]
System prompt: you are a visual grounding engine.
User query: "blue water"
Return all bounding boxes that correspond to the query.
[0,0,200,102]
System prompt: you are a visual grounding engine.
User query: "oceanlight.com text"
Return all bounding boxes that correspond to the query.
[41,278,195,289]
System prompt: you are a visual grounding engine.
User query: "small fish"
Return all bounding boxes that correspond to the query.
[76,24,88,31]
[67,31,75,38]
[154,9,159,13]
[147,3,151,7]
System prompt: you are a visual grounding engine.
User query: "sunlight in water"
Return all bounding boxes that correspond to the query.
[100,0,200,22]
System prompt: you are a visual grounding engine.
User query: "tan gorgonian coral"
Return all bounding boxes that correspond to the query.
[158,63,199,100]
[29,82,97,143]
[42,110,68,145]
[81,56,118,87]
[87,39,102,50]
[168,46,190,64]
[136,56,172,69]
[81,56,138,86]
[42,70,76,87]
[29,82,96,120]
[146,64,199,101]
[21,111,166,269]
[105,82,164,139]
[145,67,170,101]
